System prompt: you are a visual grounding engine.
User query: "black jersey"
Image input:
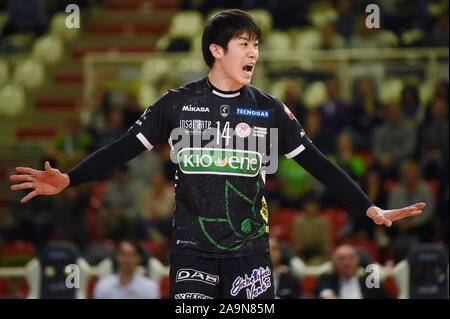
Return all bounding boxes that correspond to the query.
[128,77,311,257]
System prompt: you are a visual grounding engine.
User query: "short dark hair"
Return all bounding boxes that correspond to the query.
[117,238,144,258]
[201,9,261,68]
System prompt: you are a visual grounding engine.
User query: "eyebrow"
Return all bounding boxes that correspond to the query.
[237,36,258,42]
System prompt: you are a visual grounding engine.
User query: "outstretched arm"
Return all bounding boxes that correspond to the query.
[10,130,146,203]
[291,142,424,227]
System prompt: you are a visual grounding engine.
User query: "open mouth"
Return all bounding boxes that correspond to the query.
[242,64,254,74]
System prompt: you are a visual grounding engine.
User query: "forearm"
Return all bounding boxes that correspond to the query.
[66,131,146,187]
[292,143,374,214]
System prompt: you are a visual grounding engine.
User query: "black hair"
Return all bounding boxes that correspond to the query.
[201,9,261,68]
[117,238,144,259]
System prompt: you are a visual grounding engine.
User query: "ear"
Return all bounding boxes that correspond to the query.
[209,43,224,60]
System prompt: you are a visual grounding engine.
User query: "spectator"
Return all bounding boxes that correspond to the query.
[138,171,174,243]
[281,81,308,126]
[47,115,95,172]
[0,0,47,39]
[270,236,301,299]
[327,132,366,182]
[401,85,420,121]
[333,0,357,44]
[304,109,334,155]
[350,16,398,49]
[97,107,127,148]
[314,244,392,299]
[292,195,329,265]
[317,76,351,140]
[320,23,346,50]
[424,10,449,47]
[94,239,160,299]
[353,170,388,240]
[420,97,449,179]
[388,160,435,243]
[373,101,416,179]
[348,77,384,148]
[99,165,143,240]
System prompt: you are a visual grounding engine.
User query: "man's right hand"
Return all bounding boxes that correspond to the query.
[10,161,70,203]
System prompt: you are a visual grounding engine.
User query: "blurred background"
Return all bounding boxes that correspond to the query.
[0,0,448,299]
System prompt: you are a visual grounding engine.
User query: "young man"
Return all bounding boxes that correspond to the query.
[94,239,160,299]
[10,9,424,299]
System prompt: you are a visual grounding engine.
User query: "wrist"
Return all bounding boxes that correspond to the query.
[63,173,70,189]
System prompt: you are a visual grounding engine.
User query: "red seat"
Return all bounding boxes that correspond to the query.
[0,276,11,297]
[425,179,439,200]
[105,0,179,11]
[16,127,60,140]
[16,278,30,299]
[383,275,399,298]
[347,238,380,262]
[140,240,163,261]
[87,276,99,299]
[86,181,109,240]
[0,240,35,257]
[34,96,81,112]
[320,208,349,245]
[301,275,318,297]
[269,209,301,244]
[160,275,170,299]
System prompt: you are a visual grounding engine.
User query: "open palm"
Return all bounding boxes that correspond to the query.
[366,202,426,227]
[10,161,70,203]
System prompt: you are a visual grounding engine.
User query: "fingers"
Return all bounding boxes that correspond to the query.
[10,182,35,191]
[44,161,52,172]
[10,174,35,182]
[21,190,37,203]
[15,167,40,176]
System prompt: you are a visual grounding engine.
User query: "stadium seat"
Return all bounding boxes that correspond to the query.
[160,275,170,299]
[407,244,448,299]
[138,84,158,110]
[383,275,399,298]
[0,83,26,117]
[320,208,349,245]
[300,275,318,298]
[263,31,291,52]
[307,2,338,28]
[86,181,109,241]
[13,58,45,89]
[291,28,322,50]
[379,78,404,104]
[140,240,163,261]
[248,9,273,37]
[32,35,64,65]
[25,241,91,299]
[0,59,9,86]
[140,57,170,84]
[168,11,204,40]
[348,238,380,262]
[0,240,36,260]
[425,179,439,200]
[0,276,11,298]
[269,209,301,244]
[302,81,327,109]
[49,12,80,42]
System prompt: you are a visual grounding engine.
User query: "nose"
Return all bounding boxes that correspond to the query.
[247,46,258,59]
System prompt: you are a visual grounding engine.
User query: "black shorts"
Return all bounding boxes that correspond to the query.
[169,254,275,299]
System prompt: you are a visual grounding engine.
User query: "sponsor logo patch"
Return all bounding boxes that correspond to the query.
[220,104,230,118]
[177,148,262,177]
[230,267,272,299]
[253,126,268,138]
[235,122,251,138]
[182,105,210,112]
[236,107,269,118]
[174,293,213,299]
[176,268,219,286]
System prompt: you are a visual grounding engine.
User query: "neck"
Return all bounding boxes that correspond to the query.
[208,68,243,92]
[119,272,134,287]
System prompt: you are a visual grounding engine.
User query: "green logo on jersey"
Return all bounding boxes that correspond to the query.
[177,148,262,177]
[198,180,267,251]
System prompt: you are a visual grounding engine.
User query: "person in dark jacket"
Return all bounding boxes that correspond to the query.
[315,244,392,299]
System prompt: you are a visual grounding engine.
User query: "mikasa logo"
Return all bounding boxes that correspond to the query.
[182,105,210,112]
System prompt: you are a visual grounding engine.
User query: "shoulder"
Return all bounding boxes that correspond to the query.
[134,274,159,290]
[94,274,118,297]
[245,85,283,106]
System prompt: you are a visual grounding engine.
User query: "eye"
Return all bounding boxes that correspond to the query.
[240,42,248,46]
